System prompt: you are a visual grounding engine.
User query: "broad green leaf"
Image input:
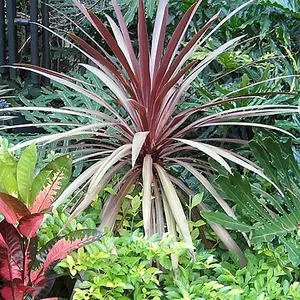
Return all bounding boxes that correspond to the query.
[0,145,17,173]
[249,139,279,185]
[0,161,18,197]
[201,211,252,232]
[17,144,37,205]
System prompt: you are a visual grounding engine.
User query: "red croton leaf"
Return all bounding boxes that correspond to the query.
[30,177,62,214]
[0,220,23,282]
[30,266,44,285]
[18,213,44,238]
[31,238,87,286]
[0,192,30,225]
[0,283,25,300]
[39,232,104,281]
[42,238,86,273]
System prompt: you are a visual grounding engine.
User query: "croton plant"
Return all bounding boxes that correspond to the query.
[0,144,104,299]
[2,0,298,267]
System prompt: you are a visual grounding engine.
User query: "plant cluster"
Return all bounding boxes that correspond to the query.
[0,143,104,299]
[0,0,299,298]
[6,0,298,270]
[51,227,300,300]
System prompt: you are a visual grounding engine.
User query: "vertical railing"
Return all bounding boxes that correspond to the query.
[6,0,17,80]
[30,0,39,85]
[42,0,50,85]
[0,0,6,75]
[0,0,50,85]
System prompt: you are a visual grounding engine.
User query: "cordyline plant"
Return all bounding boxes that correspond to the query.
[3,0,298,266]
[0,183,104,299]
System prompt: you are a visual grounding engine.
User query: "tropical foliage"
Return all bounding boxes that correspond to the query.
[202,133,300,266]
[38,203,300,300]
[3,0,298,268]
[0,142,72,203]
[0,143,105,299]
[0,0,299,298]
[0,192,104,299]
[49,226,300,300]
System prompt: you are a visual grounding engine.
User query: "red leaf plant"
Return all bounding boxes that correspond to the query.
[0,184,104,299]
[3,0,298,267]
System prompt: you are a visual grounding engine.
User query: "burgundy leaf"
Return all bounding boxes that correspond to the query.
[161,11,220,86]
[138,0,151,107]
[68,33,135,98]
[152,1,200,92]
[0,193,30,225]
[150,0,168,79]
[18,213,44,238]
[111,0,140,74]
[87,11,140,91]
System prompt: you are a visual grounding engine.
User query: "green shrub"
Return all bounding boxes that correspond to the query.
[55,229,300,300]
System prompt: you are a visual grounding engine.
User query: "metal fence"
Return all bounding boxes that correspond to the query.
[0,0,50,85]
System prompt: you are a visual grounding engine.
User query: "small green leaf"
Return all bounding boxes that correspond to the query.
[104,187,117,195]
[193,220,206,227]
[191,192,204,208]
[131,195,141,213]
[17,144,37,205]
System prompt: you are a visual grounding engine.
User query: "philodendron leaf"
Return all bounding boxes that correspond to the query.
[279,238,300,266]
[17,144,37,205]
[201,211,252,232]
